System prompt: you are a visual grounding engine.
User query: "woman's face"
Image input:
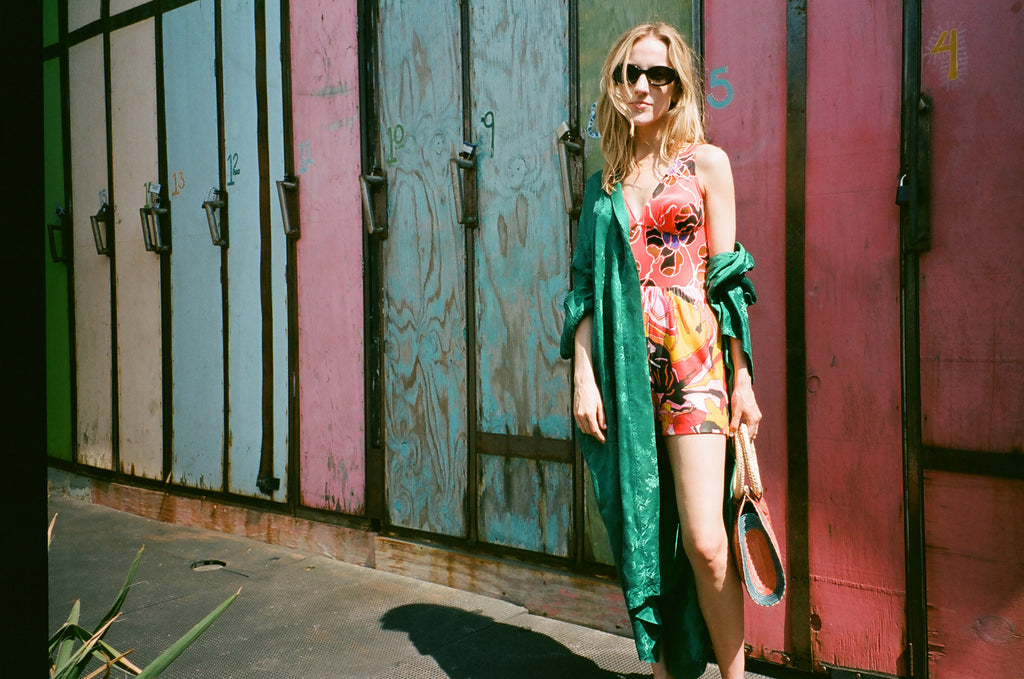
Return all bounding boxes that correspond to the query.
[619,36,676,132]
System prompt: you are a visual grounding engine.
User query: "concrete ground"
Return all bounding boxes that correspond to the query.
[47,494,773,679]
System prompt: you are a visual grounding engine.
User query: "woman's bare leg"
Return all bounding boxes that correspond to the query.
[664,433,745,679]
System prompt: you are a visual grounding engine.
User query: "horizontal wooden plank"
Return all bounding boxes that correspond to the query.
[476,432,573,463]
[86,478,376,568]
[374,535,630,637]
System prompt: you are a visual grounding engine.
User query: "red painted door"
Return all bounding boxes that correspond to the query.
[918,3,1024,677]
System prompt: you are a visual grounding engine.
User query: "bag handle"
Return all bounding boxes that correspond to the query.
[731,423,764,500]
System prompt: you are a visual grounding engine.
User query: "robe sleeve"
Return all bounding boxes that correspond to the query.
[705,242,757,388]
[559,174,601,360]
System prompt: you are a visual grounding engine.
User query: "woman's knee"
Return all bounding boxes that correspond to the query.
[684,527,731,581]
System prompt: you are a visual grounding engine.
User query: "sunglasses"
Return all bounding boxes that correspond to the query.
[612,64,678,87]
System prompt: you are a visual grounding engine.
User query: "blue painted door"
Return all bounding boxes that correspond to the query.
[222,0,289,501]
[375,1,581,557]
[164,0,225,491]
[377,0,468,537]
[469,0,573,557]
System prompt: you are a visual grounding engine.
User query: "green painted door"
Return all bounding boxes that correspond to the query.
[577,0,696,565]
[44,53,73,461]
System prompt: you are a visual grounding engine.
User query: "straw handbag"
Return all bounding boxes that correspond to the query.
[731,423,786,607]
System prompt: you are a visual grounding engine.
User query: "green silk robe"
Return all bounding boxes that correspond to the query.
[560,170,755,678]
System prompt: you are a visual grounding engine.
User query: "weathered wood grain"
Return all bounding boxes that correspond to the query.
[703,0,790,661]
[290,0,366,514]
[470,0,571,442]
[110,19,163,480]
[918,1,1024,454]
[477,454,571,557]
[924,472,1024,678]
[378,0,468,537]
[164,1,225,491]
[803,2,905,673]
[70,36,114,471]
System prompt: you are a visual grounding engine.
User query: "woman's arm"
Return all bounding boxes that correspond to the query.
[697,145,762,438]
[573,315,606,443]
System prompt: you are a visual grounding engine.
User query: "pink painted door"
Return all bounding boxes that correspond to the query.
[706,2,908,674]
[702,1,791,667]
[287,0,366,514]
[919,3,1024,677]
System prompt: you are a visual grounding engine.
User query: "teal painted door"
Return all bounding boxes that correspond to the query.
[164,0,225,491]
[44,53,73,462]
[576,0,696,565]
[470,0,573,556]
[377,0,468,537]
[375,1,579,556]
[69,35,114,471]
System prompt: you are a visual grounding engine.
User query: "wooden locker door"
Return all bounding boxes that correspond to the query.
[469,0,573,557]
[45,53,74,462]
[222,0,289,501]
[576,0,696,565]
[377,0,469,537]
[289,0,367,513]
[69,35,114,471]
[110,18,163,480]
[919,3,1024,677]
[702,0,790,665]
[803,3,906,674]
[164,0,225,491]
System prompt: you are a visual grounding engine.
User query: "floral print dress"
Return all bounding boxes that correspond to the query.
[626,144,729,436]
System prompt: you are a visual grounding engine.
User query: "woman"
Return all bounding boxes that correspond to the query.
[560,23,760,679]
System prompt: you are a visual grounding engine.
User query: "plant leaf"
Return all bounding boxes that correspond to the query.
[98,546,145,629]
[49,601,81,665]
[52,614,120,679]
[134,588,240,679]
[48,513,58,550]
[80,648,135,679]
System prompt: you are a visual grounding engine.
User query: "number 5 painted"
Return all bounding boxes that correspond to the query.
[706,66,734,109]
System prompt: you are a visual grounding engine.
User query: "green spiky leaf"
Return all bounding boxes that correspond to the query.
[134,588,240,679]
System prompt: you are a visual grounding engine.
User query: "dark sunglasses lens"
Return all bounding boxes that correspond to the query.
[646,67,676,85]
[612,64,676,86]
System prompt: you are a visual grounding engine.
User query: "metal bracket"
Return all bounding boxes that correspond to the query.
[276,176,300,239]
[90,203,112,256]
[203,188,228,247]
[360,171,388,238]
[450,142,479,227]
[556,121,584,217]
[48,206,70,264]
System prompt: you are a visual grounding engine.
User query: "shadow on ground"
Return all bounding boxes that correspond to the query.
[381,603,648,678]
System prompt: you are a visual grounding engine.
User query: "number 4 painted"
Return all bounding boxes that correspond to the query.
[930,29,959,81]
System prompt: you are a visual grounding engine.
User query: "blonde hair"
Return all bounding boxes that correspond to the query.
[596,22,705,194]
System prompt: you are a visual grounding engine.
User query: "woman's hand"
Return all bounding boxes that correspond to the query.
[574,372,607,443]
[573,315,607,443]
